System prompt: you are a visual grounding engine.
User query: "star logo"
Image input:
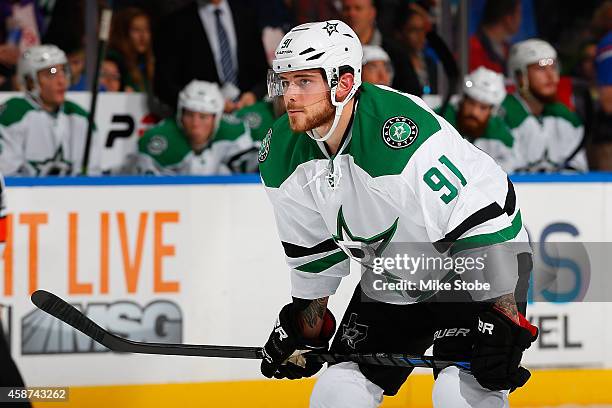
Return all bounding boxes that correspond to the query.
[28,146,73,176]
[382,116,418,149]
[341,313,368,349]
[332,206,398,267]
[322,22,339,36]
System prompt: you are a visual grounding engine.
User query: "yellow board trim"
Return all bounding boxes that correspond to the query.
[34,369,612,408]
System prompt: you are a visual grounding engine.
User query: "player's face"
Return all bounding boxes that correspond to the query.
[37,64,68,109]
[457,96,492,138]
[130,15,151,54]
[362,60,391,86]
[341,0,376,35]
[526,60,559,103]
[181,109,216,147]
[281,70,334,133]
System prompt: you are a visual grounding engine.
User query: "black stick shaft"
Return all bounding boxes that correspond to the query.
[30,290,470,370]
[82,4,113,175]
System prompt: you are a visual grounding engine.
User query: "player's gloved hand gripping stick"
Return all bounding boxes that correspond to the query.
[31,290,470,371]
[260,302,336,379]
[472,306,539,391]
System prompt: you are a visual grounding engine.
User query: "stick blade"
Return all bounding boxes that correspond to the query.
[31,289,107,344]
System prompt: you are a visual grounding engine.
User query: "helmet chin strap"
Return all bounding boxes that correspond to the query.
[305,86,356,143]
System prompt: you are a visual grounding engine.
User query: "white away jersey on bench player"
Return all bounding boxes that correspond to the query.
[259,83,528,304]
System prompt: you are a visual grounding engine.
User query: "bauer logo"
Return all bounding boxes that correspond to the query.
[381,116,418,149]
[21,300,182,354]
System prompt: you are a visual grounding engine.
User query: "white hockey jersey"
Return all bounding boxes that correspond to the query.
[0,95,100,176]
[260,83,530,304]
[137,117,258,175]
[500,94,587,172]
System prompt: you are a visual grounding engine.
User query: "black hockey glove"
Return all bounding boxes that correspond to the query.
[260,303,336,380]
[472,307,538,391]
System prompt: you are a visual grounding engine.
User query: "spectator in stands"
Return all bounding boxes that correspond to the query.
[108,7,154,93]
[66,46,87,91]
[290,0,341,25]
[341,0,382,46]
[469,0,521,74]
[393,6,437,95]
[137,80,258,175]
[501,39,587,172]
[0,0,43,91]
[438,67,516,172]
[99,57,123,92]
[587,1,612,170]
[0,45,100,176]
[154,0,268,114]
[361,45,393,86]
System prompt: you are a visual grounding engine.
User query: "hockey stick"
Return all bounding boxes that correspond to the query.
[82,1,114,175]
[31,290,470,370]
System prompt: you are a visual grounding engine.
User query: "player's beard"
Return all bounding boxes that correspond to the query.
[286,95,335,133]
[457,110,488,140]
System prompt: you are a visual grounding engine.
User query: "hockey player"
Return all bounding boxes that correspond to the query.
[438,67,516,172]
[259,21,537,407]
[137,80,258,175]
[0,45,101,176]
[361,45,393,87]
[501,39,587,172]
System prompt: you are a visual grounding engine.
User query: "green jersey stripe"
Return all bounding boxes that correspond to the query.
[295,250,348,273]
[449,211,523,256]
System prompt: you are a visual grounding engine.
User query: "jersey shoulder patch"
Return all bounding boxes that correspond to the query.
[542,102,582,128]
[139,119,190,166]
[500,94,529,129]
[259,114,324,189]
[350,83,442,177]
[0,97,36,127]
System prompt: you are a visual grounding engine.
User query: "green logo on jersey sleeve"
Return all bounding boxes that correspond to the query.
[382,116,419,149]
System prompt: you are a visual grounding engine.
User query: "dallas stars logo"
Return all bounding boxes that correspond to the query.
[333,206,398,266]
[28,146,73,176]
[382,116,418,149]
[322,22,339,36]
[341,313,368,349]
[258,128,272,163]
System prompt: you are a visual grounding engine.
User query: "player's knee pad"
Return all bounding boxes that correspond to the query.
[433,366,509,408]
[310,362,383,408]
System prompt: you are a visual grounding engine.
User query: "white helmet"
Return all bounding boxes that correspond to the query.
[508,39,557,90]
[362,45,394,85]
[362,45,390,65]
[17,44,69,97]
[462,67,506,108]
[268,20,363,142]
[176,80,224,134]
